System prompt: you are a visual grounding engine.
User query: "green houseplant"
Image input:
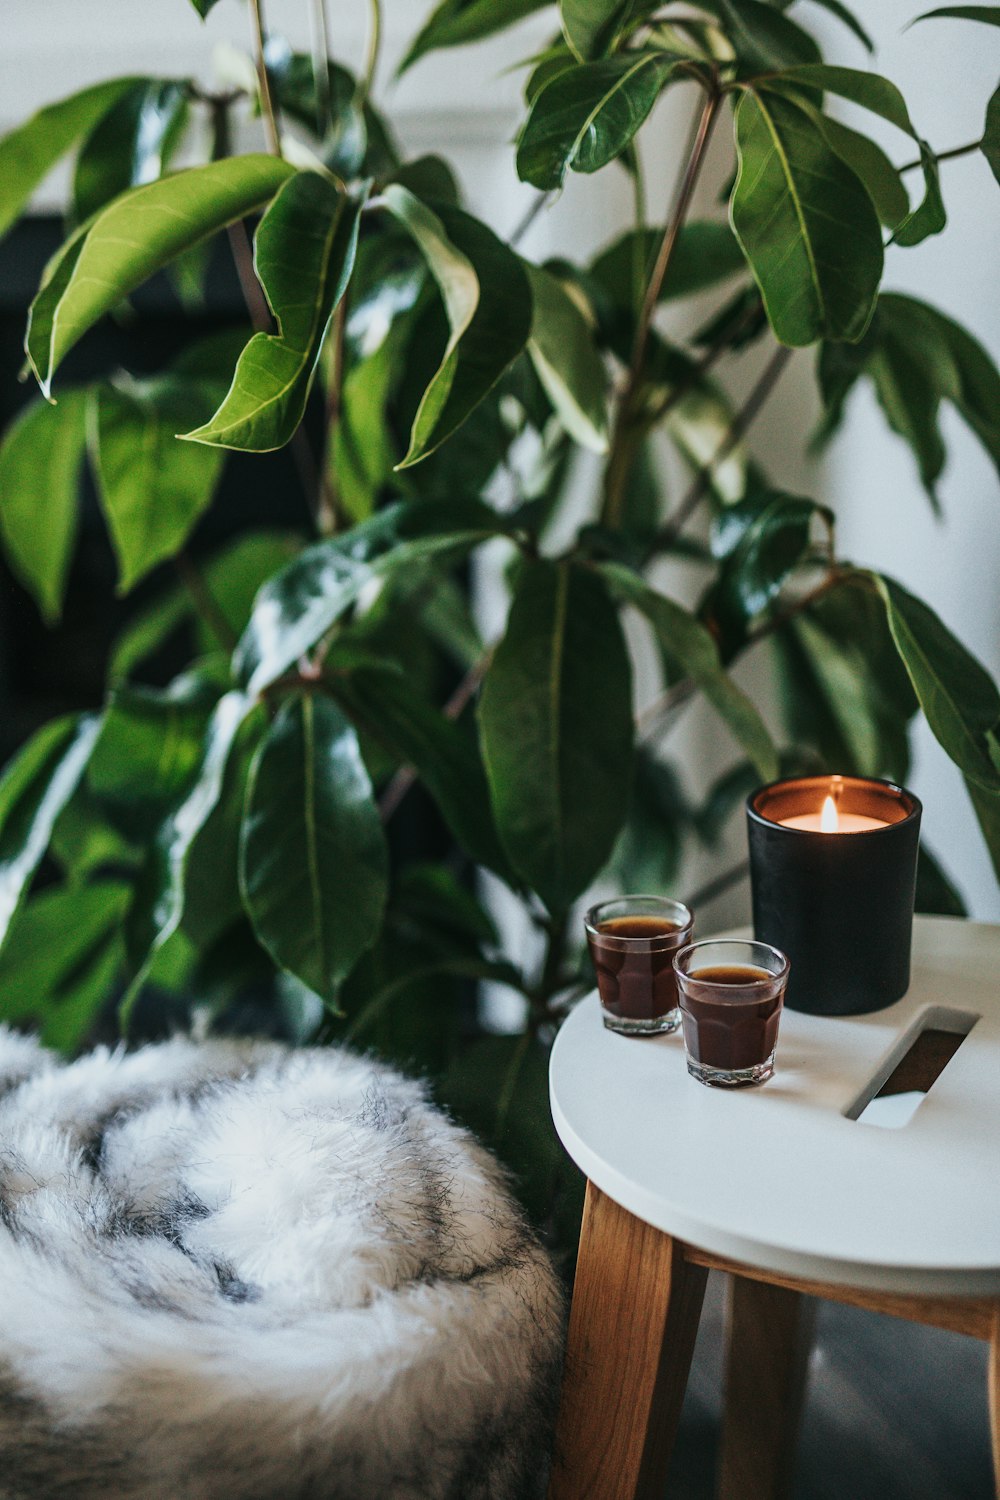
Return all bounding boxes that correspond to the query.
[0,0,998,1241]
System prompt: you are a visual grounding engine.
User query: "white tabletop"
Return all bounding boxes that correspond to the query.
[550,915,1000,1297]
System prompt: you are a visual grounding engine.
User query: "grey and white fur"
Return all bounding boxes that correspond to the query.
[0,1028,564,1499]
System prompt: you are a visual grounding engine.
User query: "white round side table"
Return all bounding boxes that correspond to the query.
[546,915,1000,1500]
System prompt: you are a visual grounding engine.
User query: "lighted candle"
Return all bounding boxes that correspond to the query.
[779,794,888,834]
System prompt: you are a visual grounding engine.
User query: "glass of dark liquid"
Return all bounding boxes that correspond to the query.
[585,896,694,1036]
[673,939,789,1087]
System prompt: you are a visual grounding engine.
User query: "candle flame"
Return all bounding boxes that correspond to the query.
[820,795,839,833]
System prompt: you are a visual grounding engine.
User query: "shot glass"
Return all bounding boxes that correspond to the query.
[585,896,694,1036]
[673,939,789,1086]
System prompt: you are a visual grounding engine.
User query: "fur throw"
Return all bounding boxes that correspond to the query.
[0,1029,565,1499]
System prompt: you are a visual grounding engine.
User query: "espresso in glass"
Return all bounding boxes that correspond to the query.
[585,897,693,1036]
[673,940,789,1086]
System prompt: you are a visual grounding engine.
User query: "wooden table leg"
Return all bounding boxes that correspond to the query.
[717,1275,816,1500]
[989,1304,1000,1500]
[547,1181,708,1500]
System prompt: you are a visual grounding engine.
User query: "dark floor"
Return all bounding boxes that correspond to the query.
[664,1272,993,1499]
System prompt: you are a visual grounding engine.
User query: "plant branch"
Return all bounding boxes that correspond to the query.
[602,84,721,529]
[318,299,348,536]
[900,138,982,172]
[652,341,793,553]
[173,550,237,652]
[249,0,282,157]
[640,296,763,430]
[685,859,749,910]
[510,192,551,248]
[309,0,333,137]
[358,0,383,108]
[376,649,494,823]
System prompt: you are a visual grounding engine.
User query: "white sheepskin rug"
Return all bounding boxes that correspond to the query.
[0,1027,565,1499]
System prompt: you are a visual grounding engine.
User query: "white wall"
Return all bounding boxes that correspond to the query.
[2,0,997,921]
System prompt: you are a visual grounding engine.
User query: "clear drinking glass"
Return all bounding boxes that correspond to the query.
[584,896,694,1036]
[673,939,789,1086]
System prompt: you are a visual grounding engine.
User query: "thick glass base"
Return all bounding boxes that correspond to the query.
[686,1050,775,1087]
[602,1007,681,1036]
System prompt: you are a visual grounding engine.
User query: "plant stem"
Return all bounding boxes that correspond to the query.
[358,0,382,108]
[640,296,763,430]
[174,550,238,651]
[602,85,721,529]
[309,0,333,137]
[685,859,749,910]
[510,191,551,248]
[376,649,495,823]
[652,341,793,553]
[900,137,982,172]
[249,0,282,157]
[318,299,348,536]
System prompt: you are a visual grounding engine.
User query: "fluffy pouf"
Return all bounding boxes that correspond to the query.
[0,1027,565,1500]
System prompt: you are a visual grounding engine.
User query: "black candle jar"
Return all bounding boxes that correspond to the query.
[746,775,922,1016]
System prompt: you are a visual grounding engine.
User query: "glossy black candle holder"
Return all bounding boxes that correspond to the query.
[746,776,922,1016]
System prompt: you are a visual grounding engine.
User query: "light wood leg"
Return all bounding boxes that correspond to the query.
[718,1275,816,1500]
[547,1181,708,1500]
[989,1304,1000,1500]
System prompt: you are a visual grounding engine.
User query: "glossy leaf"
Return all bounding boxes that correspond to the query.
[87,681,216,840]
[816,294,1000,501]
[401,0,549,70]
[0,715,100,952]
[240,693,388,997]
[524,263,608,452]
[182,707,267,948]
[0,77,142,242]
[382,187,531,466]
[561,0,630,58]
[331,666,511,877]
[766,65,916,137]
[708,0,821,70]
[965,778,1000,884]
[0,882,129,1053]
[478,560,633,913]
[185,174,363,452]
[26,155,293,394]
[590,220,746,311]
[602,563,779,780]
[983,83,1000,188]
[234,499,506,696]
[122,690,253,1003]
[875,574,1000,791]
[72,81,189,225]
[516,52,677,191]
[730,89,883,346]
[816,115,909,230]
[911,6,1000,25]
[0,390,89,622]
[93,377,227,590]
[709,490,830,630]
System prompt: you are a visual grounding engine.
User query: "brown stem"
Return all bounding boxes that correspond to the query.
[602,86,721,528]
[510,192,551,248]
[174,550,238,651]
[640,296,763,430]
[249,0,282,157]
[900,138,982,172]
[652,341,793,554]
[376,649,494,823]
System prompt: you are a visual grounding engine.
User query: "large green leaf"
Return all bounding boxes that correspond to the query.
[478,560,633,913]
[93,377,227,590]
[0,390,89,623]
[516,52,677,191]
[331,665,511,877]
[708,489,830,635]
[766,65,916,137]
[590,220,746,312]
[382,188,531,466]
[892,139,946,247]
[0,77,143,242]
[401,0,549,70]
[234,499,507,695]
[0,715,100,952]
[874,574,1000,791]
[184,174,364,452]
[72,81,189,225]
[121,691,253,1006]
[800,0,873,51]
[730,89,883,346]
[965,778,1000,884]
[0,882,129,1053]
[983,83,1000,188]
[240,693,388,997]
[708,0,822,70]
[816,293,1000,501]
[26,155,293,394]
[602,563,779,780]
[524,263,608,452]
[814,115,909,230]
